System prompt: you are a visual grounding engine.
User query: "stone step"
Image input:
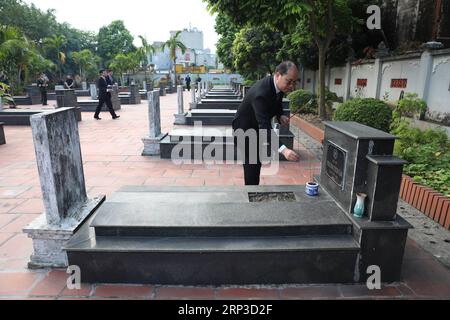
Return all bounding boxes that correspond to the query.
[90,201,353,237]
[0,108,82,125]
[12,97,32,105]
[66,233,359,285]
[204,97,241,100]
[78,101,121,112]
[160,127,294,161]
[65,185,359,284]
[185,109,292,126]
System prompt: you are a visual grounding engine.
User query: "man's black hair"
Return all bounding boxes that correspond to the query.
[275,61,297,76]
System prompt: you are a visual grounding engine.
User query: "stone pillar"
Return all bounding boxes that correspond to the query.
[129,84,141,104]
[190,84,197,109]
[56,89,82,121]
[90,84,97,100]
[373,58,383,99]
[23,108,105,268]
[56,89,78,109]
[110,85,122,110]
[142,90,167,156]
[312,70,317,94]
[301,66,306,89]
[27,85,42,105]
[142,81,147,91]
[326,65,332,89]
[343,61,353,101]
[418,50,433,103]
[197,86,202,103]
[159,83,166,96]
[82,81,87,90]
[174,85,186,125]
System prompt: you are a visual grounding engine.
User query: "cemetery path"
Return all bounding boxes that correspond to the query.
[0,92,449,299]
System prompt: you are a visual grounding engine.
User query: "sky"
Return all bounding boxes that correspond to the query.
[23,0,219,53]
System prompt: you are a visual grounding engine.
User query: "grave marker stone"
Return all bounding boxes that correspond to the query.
[142,90,167,155]
[174,85,186,125]
[319,121,412,282]
[90,84,97,100]
[23,107,105,268]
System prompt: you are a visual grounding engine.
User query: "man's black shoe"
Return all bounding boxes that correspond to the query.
[113,115,120,120]
[94,117,102,120]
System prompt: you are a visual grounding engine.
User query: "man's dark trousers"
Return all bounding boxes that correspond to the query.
[40,90,47,105]
[94,94,117,118]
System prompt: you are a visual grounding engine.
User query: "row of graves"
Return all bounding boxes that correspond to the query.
[21,81,412,286]
[0,80,179,127]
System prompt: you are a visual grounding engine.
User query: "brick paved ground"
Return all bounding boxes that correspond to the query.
[0,92,449,300]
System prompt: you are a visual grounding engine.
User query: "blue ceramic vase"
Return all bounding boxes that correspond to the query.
[353,193,367,218]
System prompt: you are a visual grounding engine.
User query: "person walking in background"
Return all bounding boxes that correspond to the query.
[106,70,116,86]
[195,75,202,92]
[94,69,120,120]
[185,74,192,91]
[37,73,49,106]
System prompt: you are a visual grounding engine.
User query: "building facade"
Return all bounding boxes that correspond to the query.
[150,27,217,71]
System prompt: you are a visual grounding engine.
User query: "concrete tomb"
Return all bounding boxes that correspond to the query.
[23,107,105,268]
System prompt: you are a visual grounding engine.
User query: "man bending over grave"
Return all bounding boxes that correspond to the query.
[232,61,300,185]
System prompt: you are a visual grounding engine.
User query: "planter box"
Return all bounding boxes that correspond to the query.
[291,115,324,144]
[291,116,450,230]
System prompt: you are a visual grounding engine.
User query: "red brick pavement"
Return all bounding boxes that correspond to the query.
[0,91,449,300]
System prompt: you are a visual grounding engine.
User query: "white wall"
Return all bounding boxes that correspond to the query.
[427,54,450,120]
[329,67,346,98]
[301,49,450,124]
[303,69,316,93]
[380,58,421,103]
[350,62,377,98]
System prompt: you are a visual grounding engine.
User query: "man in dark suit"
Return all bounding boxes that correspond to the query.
[232,61,300,185]
[106,70,116,86]
[94,69,120,120]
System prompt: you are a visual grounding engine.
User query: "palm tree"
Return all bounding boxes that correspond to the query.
[109,52,140,85]
[137,36,155,82]
[0,26,43,91]
[43,35,67,79]
[72,49,100,81]
[162,31,187,86]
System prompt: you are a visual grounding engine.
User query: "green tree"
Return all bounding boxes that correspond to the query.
[232,25,283,80]
[214,12,239,71]
[137,35,156,82]
[72,49,100,81]
[162,31,187,86]
[108,52,140,85]
[97,20,135,66]
[0,25,52,92]
[205,0,353,120]
[43,34,67,79]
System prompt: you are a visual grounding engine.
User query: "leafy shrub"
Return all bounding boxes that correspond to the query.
[333,98,393,132]
[395,93,427,118]
[0,82,14,104]
[243,79,256,86]
[391,120,450,196]
[287,89,317,115]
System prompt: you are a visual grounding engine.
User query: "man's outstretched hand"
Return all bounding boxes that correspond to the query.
[280,115,290,127]
[282,148,300,162]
